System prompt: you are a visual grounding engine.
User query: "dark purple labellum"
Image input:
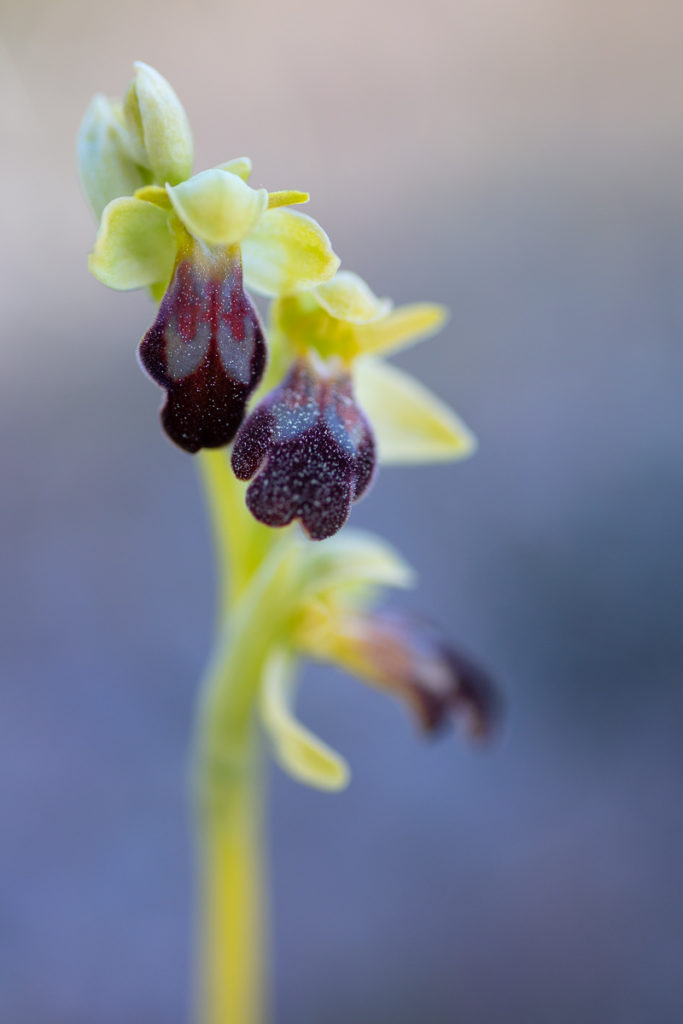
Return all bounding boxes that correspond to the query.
[231,358,376,540]
[138,242,266,453]
[337,612,499,740]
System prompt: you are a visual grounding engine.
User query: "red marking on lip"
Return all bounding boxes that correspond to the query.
[138,246,266,453]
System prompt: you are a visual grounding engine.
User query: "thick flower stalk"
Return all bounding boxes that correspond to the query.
[79,62,496,1024]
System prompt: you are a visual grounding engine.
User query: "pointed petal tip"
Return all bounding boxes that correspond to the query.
[355,302,450,358]
[267,190,310,210]
[315,270,393,324]
[217,156,253,181]
[356,360,477,466]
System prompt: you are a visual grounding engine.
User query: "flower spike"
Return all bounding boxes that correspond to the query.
[79,63,498,1024]
[231,356,376,540]
[139,239,266,452]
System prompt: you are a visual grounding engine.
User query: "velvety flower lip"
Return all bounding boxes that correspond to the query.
[270,272,476,466]
[301,608,498,740]
[387,614,498,739]
[139,239,266,452]
[231,356,376,540]
[261,534,498,791]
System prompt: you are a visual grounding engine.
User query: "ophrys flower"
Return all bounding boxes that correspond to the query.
[79,64,339,451]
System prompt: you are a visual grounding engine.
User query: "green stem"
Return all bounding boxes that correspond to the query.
[193,450,297,1024]
[196,704,265,1024]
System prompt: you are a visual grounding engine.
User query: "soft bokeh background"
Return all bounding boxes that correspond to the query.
[2,1,682,1021]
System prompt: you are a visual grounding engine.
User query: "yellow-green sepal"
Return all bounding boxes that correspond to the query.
[123,62,193,186]
[355,359,477,464]
[267,190,310,209]
[88,196,176,290]
[355,303,448,357]
[241,208,340,297]
[269,293,357,362]
[78,95,147,220]
[260,649,350,791]
[217,156,253,181]
[299,529,416,604]
[167,168,268,246]
[133,184,172,208]
[315,271,392,324]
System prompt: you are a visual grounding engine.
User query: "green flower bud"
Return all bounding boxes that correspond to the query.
[77,94,146,219]
[123,61,193,186]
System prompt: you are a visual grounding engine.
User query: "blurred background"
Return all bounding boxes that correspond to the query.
[1,0,682,1021]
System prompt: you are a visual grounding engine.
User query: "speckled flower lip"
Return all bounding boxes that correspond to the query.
[344,611,498,738]
[231,356,376,540]
[138,241,266,452]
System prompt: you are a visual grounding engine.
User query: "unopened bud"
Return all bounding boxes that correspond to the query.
[77,94,146,219]
[123,62,193,186]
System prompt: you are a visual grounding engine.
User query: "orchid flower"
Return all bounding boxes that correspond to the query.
[78,62,497,1024]
[79,62,339,451]
[231,270,476,538]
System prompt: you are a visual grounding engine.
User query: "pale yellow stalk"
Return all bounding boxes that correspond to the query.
[193,449,296,1024]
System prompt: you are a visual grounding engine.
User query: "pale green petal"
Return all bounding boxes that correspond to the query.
[133,184,171,208]
[315,271,392,324]
[88,197,176,291]
[217,156,253,180]
[261,650,350,791]
[167,168,268,246]
[78,95,147,219]
[124,62,193,185]
[299,529,415,602]
[356,359,477,464]
[241,208,340,297]
[267,190,309,209]
[355,303,448,357]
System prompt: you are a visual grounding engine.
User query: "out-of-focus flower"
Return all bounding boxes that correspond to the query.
[79,64,339,451]
[231,355,375,540]
[253,530,497,791]
[299,606,496,738]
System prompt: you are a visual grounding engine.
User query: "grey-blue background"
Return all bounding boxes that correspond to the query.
[1,1,682,1021]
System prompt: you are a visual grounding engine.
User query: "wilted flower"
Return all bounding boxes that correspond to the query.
[231,355,375,539]
[79,63,339,451]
